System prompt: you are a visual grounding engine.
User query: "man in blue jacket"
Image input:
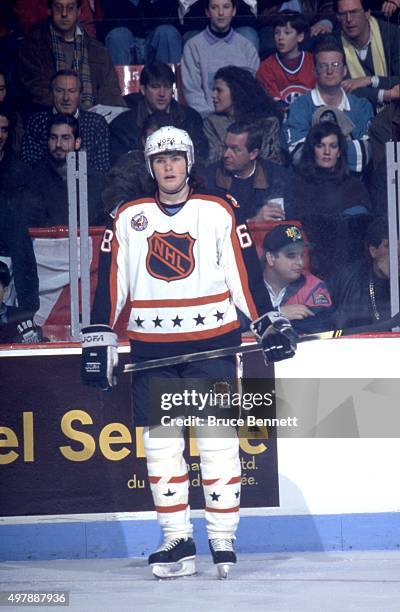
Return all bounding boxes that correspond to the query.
[283,37,373,173]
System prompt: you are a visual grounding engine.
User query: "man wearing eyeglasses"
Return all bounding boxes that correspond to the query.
[335,0,400,107]
[283,38,373,173]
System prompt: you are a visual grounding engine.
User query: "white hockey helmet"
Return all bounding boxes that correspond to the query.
[144,126,194,178]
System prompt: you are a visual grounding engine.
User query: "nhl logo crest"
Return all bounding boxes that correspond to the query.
[131,211,148,231]
[146,230,196,282]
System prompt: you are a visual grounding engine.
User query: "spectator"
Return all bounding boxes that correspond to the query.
[203,121,292,220]
[256,11,316,112]
[0,207,39,322]
[100,0,181,65]
[178,0,259,52]
[257,0,336,59]
[0,261,42,344]
[203,65,283,165]
[109,62,208,164]
[181,0,260,115]
[262,223,333,332]
[0,197,40,320]
[283,37,373,173]
[0,104,33,198]
[0,261,16,338]
[367,100,400,214]
[291,121,372,278]
[102,111,172,214]
[21,69,110,172]
[330,217,398,328]
[335,0,400,107]
[0,1,20,103]
[0,261,12,314]
[14,0,101,37]
[369,100,400,170]
[22,114,106,227]
[0,72,24,153]
[18,0,124,111]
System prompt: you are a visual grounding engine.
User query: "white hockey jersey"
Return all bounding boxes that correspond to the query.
[94,190,272,357]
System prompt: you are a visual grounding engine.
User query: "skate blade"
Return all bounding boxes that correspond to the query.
[151,558,196,579]
[217,563,234,580]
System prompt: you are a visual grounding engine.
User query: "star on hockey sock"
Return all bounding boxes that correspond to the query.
[162,489,176,497]
[235,490,240,499]
[135,316,144,328]
[194,313,205,326]
[210,492,221,501]
[152,316,163,328]
[214,310,224,321]
[172,315,183,327]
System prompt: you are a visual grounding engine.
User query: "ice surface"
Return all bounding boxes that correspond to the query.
[1,551,400,612]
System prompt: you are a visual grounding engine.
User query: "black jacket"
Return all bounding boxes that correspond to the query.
[0,195,39,315]
[329,260,392,329]
[0,150,33,198]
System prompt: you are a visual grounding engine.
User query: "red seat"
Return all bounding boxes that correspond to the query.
[114,65,144,96]
[173,63,186,105]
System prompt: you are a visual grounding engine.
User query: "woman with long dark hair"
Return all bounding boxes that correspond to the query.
[203,65,283,165]
[291,121,372,279]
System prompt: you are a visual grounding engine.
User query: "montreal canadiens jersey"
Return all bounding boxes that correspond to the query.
[257,51,316,108]
[93,190,272,357]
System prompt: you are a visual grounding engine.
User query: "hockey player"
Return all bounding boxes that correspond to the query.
[81,127,297,579]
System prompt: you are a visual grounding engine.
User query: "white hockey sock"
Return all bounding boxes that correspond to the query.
[196,429,241,540]
[143,426,193,539]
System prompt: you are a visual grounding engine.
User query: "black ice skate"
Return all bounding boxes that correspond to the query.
[149,537,196,579]
[209,538,237,579]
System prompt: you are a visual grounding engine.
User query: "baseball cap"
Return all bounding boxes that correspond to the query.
[263,224,308,252]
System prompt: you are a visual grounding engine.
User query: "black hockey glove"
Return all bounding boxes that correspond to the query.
[81,324,118,390]
[16,319,43,344]
[250,311,297,365]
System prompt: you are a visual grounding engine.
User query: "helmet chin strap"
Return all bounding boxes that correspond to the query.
[160,177,189,198]
[173,175,191,192]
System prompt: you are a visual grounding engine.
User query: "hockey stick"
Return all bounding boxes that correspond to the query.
[123,312,400,374]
